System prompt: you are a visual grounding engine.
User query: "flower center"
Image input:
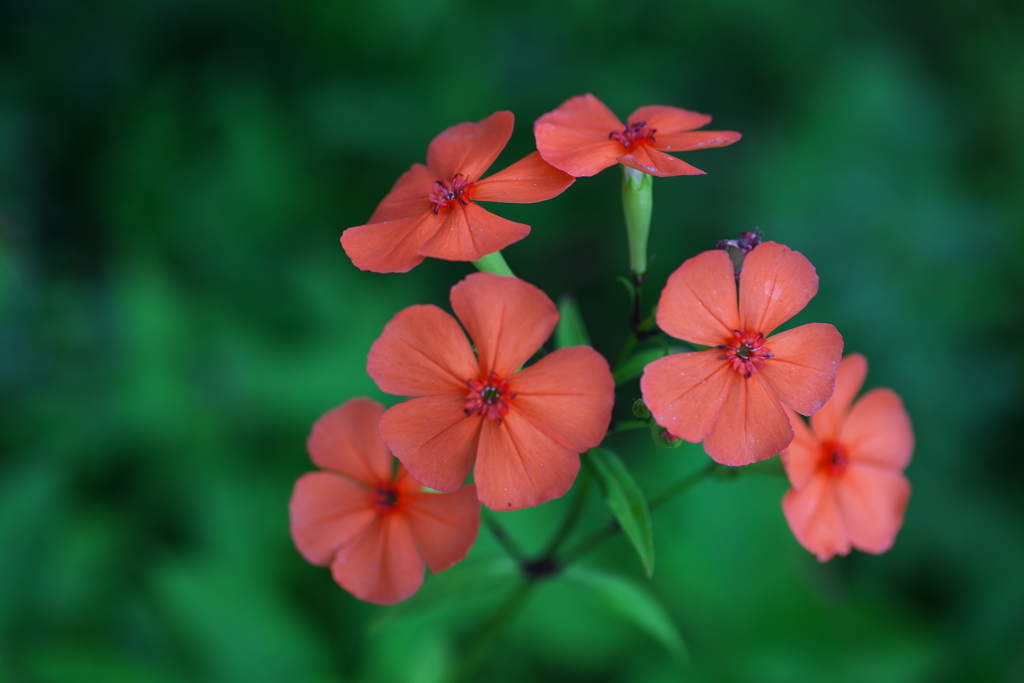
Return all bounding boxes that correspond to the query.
[608,121,657,148]
[428,173,477,214]
[717,330,774,378]
[375,484,400,512]
[821,442,849,476]
[464,371,516,423]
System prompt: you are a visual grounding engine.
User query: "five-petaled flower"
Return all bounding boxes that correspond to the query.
[341,111,575,273]
[367,272,615,510]
[640,242,843,466]
[533,93,741,178]
[781,354,913,561]
[289,398,480,605]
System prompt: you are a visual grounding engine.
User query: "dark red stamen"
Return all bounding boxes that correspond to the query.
[375,484,399,511]
[428,173,477,214]
[464,371,516,423]
[608,121,657,147]
[821,442,849,476]
[716,330,774,378]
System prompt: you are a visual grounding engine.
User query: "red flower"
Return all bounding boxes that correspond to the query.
[781,354,913,561]
[289,398,480,605]
[341,111,574,273]
[367,272,615,510]
[534,93,741,178]
[640,242,843,466]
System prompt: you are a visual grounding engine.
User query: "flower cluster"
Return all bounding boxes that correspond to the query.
[291,93,913,607]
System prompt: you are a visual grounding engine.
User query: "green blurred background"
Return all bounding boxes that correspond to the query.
[4,0,1023,681]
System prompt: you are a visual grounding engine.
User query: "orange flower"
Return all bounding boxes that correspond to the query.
[781,354,913,561]
[533,93,741,178]
[367,272,615,510]
[289,398,480,605]
[341,111,574,273]
[640,242,843,466]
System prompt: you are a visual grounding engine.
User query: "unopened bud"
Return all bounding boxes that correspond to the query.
[716,229,764,278]
[650,425,682,449]
[632,398,651,421]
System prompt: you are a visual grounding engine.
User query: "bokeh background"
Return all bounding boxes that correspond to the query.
[3,0,1023,681]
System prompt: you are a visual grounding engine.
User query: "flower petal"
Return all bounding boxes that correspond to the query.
[781,407,823,490]
[656,249,739,346]
[703,373,793,466]
[427,111,514,182]
[510,346,615,452]
[836,465,911,554]
[449,272,558,377]
[628,105,712,133]
[534,94,625,177]
[330,514,424,605]
[416,202,530,263]
[810,353,867,441]
[841,388,914,471]
[402,480,481,574]
[368,163,436,222]
[738,242,819,334]
[640,351,732,444]
[782,475,851,561]
[341,213,437,273]
[307,399,392,484]
[378,396,481,492]
[289,472,377,566]
[655,130,743,153]
[474,415,580,510]
[758,323,843,416]
[472,151,575,204]
[619,145,705,177]
[367,304,478,397]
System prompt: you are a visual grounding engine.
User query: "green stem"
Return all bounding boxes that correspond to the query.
[472,250,515,277]
[447,580,535,683]
[561,462,719,565]
[483,510,527,564]
[612,333,638,371]
[608,419,649,434]
[540,470,592,559]
[648,461,719,510]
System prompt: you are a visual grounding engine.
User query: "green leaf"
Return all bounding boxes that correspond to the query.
[555,294,591,348]
[585,448,655,578]
[565,565,688,661]
[613,346,668,385]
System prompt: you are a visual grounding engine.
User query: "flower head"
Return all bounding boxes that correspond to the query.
[781,354,913,561]
[533,94,741,178]
[367,272,615,510]
[341,111,575,273]
[640,242,843,465]
[289,398,480,605]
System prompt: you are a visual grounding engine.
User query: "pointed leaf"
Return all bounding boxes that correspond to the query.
[585,448,654,577]
[555,294,591,348]
[565,565,688,660]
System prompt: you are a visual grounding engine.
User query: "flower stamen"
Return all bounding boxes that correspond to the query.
[375,484,400,512]
[820,442,849,476]
[608,121,657,148]
[428,173,477,214]
[464,371,516,423]
[716,330,774,378]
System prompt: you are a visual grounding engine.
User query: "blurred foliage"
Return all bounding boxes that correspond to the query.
[3,0,1024,681]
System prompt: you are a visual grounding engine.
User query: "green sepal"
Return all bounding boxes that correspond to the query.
[555,294,591,349]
